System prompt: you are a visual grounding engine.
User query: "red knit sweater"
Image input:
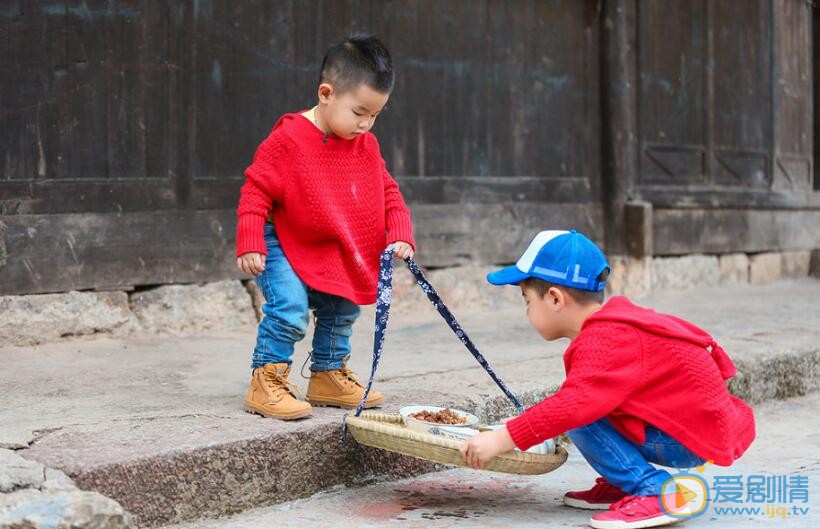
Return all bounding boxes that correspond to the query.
[505,297,756,466]
[236,113,415,305]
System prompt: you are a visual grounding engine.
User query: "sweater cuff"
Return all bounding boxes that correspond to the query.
[236,214,268,257]
[386,209,415,250]
[505,414,543,451]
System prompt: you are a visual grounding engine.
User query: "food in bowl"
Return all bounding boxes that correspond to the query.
[409,408,469,425]
[400,405,479,435]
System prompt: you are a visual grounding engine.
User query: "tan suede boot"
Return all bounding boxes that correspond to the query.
[244,363,312,420]
[306,360,384,409]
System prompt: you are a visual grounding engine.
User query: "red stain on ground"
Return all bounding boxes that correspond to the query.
[354,476,541,522]
[358,500,408,520]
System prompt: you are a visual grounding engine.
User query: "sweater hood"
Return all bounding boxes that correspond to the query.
[585,296,737,379]
[272,112,322,141]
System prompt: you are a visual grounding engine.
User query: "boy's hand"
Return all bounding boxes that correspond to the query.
[237,252,265,276]
[460,428,516,470]
[392,241,414,260]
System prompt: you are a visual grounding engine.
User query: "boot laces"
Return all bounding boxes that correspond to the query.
[300,352,313,380]
[299,353,362,388]
[337,364,363,388]
[262,367,304,401]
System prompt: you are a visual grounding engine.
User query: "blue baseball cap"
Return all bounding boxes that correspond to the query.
[487,230,610,291]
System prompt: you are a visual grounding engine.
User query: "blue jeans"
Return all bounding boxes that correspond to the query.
[568,418,705,496]
[251,223,361,371]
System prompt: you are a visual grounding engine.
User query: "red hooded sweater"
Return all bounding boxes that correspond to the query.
[505,296,755,466]
[236,113,415,305]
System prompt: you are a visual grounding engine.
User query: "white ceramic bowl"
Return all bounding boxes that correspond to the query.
[399,405,479,435]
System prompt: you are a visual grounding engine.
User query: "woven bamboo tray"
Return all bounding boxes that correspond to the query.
[346,411,568,475]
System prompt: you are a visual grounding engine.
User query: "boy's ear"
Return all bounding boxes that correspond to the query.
[547,286,565,311]
[318,83,334,103]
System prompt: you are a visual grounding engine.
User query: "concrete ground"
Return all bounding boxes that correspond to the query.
[161,393,820,529]
[2,278,819,527]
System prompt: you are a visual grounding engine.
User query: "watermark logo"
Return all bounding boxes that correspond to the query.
[660,472,709,518]
[659,461,811,520]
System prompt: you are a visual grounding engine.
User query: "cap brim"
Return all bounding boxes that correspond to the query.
[486,265,529,286]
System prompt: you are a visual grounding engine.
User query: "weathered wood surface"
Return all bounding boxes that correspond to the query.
[600,0,638,254]
[0,1,604,294]
[411,202,605,267]
[1,0,601,189]
[0,210,237,295]
[654,208,820,256]
[0,1,817,295]
[637,0,773,189]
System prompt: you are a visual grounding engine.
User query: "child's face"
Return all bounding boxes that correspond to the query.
[319,83,390,140]
[521,284,564,341]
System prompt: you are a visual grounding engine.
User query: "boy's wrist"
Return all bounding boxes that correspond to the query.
[504,414,540,451]
[495,428,516,452]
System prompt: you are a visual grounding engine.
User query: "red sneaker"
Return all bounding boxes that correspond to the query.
[563,477,628,510]
[590,495,688,529]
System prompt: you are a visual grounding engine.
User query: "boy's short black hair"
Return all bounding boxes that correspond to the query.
[520,273,607,305]
[319,34,395,94]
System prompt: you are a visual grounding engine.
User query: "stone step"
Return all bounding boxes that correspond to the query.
[0,448,135,529]
[19,412,438,528]
[14,342,818,527]
[4,279,819,527]
[154,393,820,529]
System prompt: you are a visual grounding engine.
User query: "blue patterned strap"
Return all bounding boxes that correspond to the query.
[347,249,524,433]
[352,248,395,419]
[341,247,395,437]
[404,258,525,413]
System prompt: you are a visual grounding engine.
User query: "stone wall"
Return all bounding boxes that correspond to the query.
[1,251,816,347]
[1,280,256,347]
[607,250,814,298]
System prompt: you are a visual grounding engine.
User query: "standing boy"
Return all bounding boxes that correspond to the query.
[236,36,415,420]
